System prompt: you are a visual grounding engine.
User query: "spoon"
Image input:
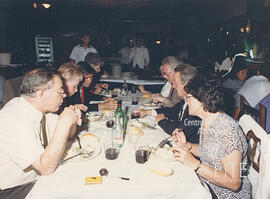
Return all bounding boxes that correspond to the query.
[99,168,130,181]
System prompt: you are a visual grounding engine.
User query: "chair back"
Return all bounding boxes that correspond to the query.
[239,114,270,199]
[255,93,270,134]
[2,76,24,105]
[240,95,266,130]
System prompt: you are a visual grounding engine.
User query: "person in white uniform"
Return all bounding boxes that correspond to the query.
[129,38,150,76]
[0,68,81,199]
[70,32,98,64]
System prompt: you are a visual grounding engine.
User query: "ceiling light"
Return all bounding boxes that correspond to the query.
[42,3,52,9]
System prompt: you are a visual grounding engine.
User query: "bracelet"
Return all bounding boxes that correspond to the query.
[194,160,202,173]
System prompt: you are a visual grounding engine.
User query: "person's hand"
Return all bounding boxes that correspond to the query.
[144,64,149,70]
[74,104,88,112]
[138,85,146,94]
[152,93,165,103]
[94,87,103,94]
[59,105,82,126]
[99,100,117,110]
[103,97,114,101]
[131,109,151,118]
[172,147,200,170]
[172,128,188,148]
[155,113,165,122]
[100,83,109,89]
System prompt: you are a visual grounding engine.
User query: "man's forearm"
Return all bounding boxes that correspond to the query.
[32,120,72,175]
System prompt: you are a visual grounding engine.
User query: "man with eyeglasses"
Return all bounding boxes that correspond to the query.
[0,68,82,198]
[132,63,200,143]
[152,56,182,107]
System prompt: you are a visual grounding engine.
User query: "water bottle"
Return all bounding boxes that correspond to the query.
[112,112,124,148]
[122,80,128,96]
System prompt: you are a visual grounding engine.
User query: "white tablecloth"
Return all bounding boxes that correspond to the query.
[26,102,211,199]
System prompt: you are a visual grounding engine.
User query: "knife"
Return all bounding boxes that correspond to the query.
[60,152,83,164]
[156,136,173,148]
[76,136,82,149]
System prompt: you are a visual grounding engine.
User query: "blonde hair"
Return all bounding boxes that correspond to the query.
[58,62,83,82]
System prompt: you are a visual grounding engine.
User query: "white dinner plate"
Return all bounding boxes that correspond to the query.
[62,134,102,163]
[150,145,176,162]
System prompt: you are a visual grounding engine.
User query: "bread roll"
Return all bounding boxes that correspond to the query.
[142,92,152,100]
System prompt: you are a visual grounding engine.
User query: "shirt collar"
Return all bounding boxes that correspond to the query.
[21,97,44,124]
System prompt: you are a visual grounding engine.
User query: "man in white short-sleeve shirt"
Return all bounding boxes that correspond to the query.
[70,32,98,64]
[0,68,81,198]
[238,64,270,107]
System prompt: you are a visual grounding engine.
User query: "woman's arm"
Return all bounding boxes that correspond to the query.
[173,148,242,192]
[196,150,242,191]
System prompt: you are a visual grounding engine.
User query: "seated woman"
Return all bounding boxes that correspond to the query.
[67,62,117,112]
[58,62,87,113]
[172,75,251,198]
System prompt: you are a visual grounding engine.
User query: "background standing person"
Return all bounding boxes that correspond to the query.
[118,37,131,72]
[0,68,81,199]
[70,32,98,64]
[129,38,150,76]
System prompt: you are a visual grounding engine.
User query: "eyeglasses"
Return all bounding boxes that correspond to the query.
[56,89,65,95]
[184,95,192,101]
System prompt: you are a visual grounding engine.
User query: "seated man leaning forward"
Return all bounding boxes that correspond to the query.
[0,68,81,198]
[132,63,200,144]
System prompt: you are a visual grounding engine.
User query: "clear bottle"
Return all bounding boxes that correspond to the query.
[114,100,125,126]
[112,113,124,148]
[122,80,128,96]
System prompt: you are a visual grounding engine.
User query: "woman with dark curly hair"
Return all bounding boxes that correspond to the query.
[172,75,251,198]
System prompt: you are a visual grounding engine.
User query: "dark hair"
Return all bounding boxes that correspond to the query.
[20,68,59,97]
[77,61,97,75]
[84,52,104,67]
[80,31,90,38]
[229,56,248,78]
[184,74,224,113]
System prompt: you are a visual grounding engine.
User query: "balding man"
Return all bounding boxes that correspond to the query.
[0,68,81,198]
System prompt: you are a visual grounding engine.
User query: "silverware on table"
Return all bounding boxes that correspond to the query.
[60,152,83,164]
[136,119,156,129]
[76,136,82,149]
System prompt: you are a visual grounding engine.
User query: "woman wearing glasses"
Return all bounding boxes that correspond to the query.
[172,75,251,198]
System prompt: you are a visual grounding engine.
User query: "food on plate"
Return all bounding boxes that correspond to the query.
[113,88,121,93]
[142,92,152,100]
[86,112,103,122]
[146,162,174,176]
[127,126,144,136]
[62,133,99,161]
[151,145,175,161]
[81,133,98,148]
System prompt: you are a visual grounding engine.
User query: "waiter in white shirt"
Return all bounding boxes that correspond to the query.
[129,38,150,76]
[70,32,98,64]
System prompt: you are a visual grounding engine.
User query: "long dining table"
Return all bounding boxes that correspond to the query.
[26,91,212,199]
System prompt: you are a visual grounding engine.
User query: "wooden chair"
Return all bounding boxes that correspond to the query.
[239,114,270,198]
[239,95,266,130]
[238,96,266,172]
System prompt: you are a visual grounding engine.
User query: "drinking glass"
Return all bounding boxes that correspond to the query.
[104,142,120,160]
